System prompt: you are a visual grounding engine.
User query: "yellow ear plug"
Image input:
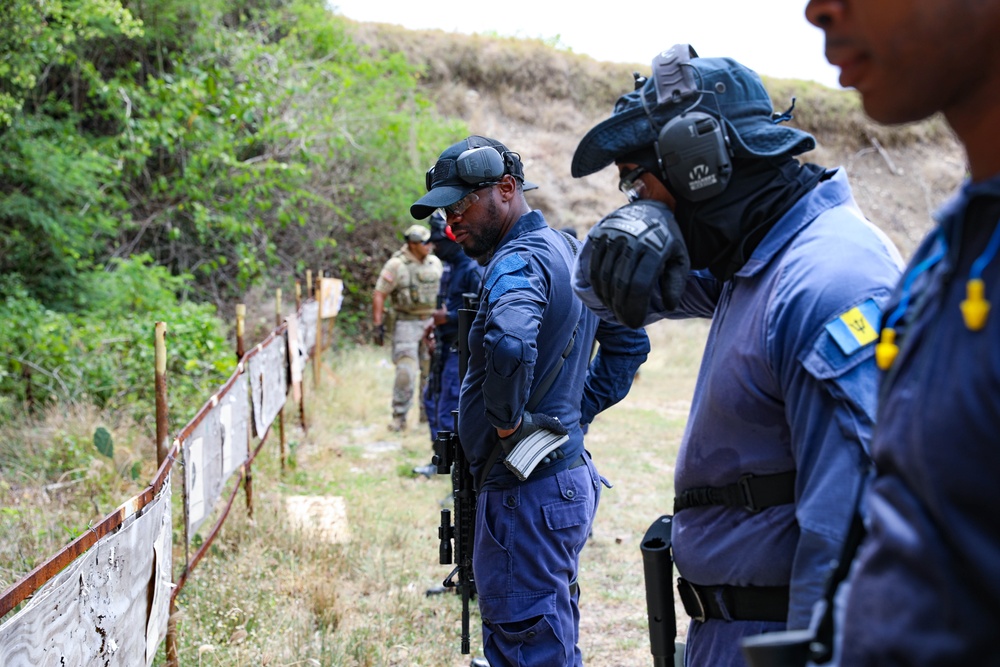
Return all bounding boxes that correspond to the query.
[875,327,899,370]
[961,278,990,331]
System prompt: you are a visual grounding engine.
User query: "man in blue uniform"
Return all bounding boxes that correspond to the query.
[803,1,1000,663]
[410,135,650,667]
[569,47,903,666]
[415,211,484,476]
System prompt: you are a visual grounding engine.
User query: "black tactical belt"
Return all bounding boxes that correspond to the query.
[673,470,796,514]
[678,578,789,623]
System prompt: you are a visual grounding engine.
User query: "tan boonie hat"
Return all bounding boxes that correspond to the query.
[404,224,431,243]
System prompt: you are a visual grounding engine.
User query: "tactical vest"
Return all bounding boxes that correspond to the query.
[393,252,440,317]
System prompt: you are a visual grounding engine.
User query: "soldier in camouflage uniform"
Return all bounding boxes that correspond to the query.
[372,224,444,431]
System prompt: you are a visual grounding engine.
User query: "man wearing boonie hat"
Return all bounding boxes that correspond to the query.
[372,222,442,432]
[570,45,903,666]
[412,135,650,666]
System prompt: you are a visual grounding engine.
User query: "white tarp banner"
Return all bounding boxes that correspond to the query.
[182,372,249,538]
[286,314,303,403]
[0,483,173,667]
[299,301,318,359]
[248,334,288,438]
[319,277,344,319]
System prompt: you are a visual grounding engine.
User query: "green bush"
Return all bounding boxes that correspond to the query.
[0,0,469,419]
[0,258,233,423]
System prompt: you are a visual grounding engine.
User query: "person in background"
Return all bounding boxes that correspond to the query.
[410,134,649,666]
[801,1,1000,664]
[570,45,903,666]
[414,211,484,477]
[372,224,443,432]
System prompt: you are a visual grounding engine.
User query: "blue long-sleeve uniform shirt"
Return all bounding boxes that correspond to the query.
[574,169,903,664]
[439,250,483,343]
[459,209,650,490]
[839,175,1000,665]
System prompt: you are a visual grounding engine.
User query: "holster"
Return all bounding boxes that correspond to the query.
[641,515,679,667]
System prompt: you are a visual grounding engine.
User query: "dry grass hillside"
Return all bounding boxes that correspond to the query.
[350,20,967,259]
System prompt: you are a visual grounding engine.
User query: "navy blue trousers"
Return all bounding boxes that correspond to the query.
[474,456,602,666]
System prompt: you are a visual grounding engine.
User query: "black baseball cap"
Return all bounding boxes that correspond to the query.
[410,135,538,220]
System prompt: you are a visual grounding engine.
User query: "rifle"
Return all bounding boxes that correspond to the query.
[433,292,480,654]
[428,294,446,400]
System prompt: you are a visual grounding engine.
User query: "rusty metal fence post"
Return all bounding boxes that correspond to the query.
[156,323,180,667]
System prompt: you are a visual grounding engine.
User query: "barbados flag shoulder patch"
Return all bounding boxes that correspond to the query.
[825,298,881,356]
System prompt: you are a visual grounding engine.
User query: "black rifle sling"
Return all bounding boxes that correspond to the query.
[476,327,577,492]
[810,496,867,663]
[476,230,581,492]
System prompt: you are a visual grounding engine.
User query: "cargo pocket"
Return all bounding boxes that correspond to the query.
[541,498,590,531]
[479,590,566,667]
[542,465,593,533]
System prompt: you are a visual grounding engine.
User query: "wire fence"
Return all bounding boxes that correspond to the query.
[0,274,345,666]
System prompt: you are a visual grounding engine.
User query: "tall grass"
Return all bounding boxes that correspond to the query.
[0,404,154,592]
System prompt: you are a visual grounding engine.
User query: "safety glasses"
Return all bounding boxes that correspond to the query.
[444,191,480,216]
[444,183,499,216]
[618,166,648,202]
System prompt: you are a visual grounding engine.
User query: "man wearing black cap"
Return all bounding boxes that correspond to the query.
[411,135,649,666]
[414,211,484,475]
[372,223,443,432]
[570,46,903,666]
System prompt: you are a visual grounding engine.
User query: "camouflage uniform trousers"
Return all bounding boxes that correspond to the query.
[391,317,432,424]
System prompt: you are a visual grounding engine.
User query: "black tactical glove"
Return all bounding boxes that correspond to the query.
[585,199,690,329]
[500,412,570,481]
[373,323,386,347]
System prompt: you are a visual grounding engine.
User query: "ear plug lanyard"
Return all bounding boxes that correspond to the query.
[876,219,1000,370]
[960,217,1000,331]
[875,236,946,370]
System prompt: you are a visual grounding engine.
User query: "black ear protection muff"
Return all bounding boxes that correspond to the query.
[424,145,521,191]
[455,146,507,184]
[650,44,733,202]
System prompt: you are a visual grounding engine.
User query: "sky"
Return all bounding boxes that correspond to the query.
[327,0,843,90]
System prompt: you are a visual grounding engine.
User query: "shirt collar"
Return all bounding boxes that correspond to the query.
[736,168,850,278]
[494,209,547,254]
[935,174,1000,227]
